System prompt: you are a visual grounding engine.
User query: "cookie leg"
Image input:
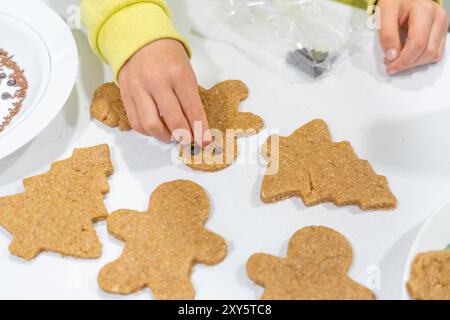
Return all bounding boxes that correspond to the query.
[149,277,195,300]
[98,260,145,295]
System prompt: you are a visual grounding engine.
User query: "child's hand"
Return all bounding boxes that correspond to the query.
[118,39,211,146]
[378,0,448,75]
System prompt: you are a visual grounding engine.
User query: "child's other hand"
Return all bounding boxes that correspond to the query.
[118,39,211,146]
[378,0,448,75]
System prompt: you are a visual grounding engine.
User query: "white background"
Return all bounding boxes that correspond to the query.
[0,0,449,299]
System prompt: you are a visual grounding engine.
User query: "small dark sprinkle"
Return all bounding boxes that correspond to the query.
[214,146,223,155]
[1,92,11,100]
[191,144,201,156]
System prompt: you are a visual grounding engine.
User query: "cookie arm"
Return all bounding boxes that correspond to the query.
[107,209,143,241]
[233,113,264,137]
[195,230,227,265]
[246,253,286,287]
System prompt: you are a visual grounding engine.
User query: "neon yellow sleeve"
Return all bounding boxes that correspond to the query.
[365,0,442,13]
[81,0,191,82]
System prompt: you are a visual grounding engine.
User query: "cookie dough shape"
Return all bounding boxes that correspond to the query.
[90,83,131,131]
[407,249,450,300]
[247,226,375,300]
[0,144,113,260]
[261,119,396,210]
[98,180,227,300]
[180,80,264,171]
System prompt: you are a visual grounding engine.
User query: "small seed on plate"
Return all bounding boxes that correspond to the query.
[1,92,12,100]
[7,79,16,86]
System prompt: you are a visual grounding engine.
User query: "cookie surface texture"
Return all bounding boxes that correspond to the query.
[0,144,113,260]
[247,226,375,300]
[98,180,228,299]
[90,83,131,131]
[261,119,396,210]
[407,249,450,300]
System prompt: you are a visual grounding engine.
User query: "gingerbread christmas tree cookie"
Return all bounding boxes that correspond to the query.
[0,144,113,260]
[407,249,450,300]
[261,119,396,210]
[247,226,375,300]
[98,180,227,299]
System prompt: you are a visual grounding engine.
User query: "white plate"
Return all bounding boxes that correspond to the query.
[0,0,78,159]
[402,202,450,299]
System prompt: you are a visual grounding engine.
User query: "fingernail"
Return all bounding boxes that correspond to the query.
[202,130,212,147]
[387,69,398,76]
[385,48,398,61]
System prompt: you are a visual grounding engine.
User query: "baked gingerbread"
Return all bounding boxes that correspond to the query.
[247,226,376,300]
[261,119,396,210]
[98,180,227,299]
[0,144,113,260]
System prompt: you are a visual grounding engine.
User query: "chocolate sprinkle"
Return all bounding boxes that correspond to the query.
[2,92,11,100]
[191,144,201,156]
[213,146,223,155]
[0,49,28,133]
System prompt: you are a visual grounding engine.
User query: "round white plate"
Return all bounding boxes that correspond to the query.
[402,202,450,299]
[0,0,78,159]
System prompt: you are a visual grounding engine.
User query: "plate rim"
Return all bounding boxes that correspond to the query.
[0,0,79,159]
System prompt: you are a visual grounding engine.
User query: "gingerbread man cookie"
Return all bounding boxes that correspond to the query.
[0,144,113,260]
[261,119,396,210]
[407,249,450,300]
[90,81,264,171]
[98,180,227,299]
[180,80,264,171]
[247,226,375,300]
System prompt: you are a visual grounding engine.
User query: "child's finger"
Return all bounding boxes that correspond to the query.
[153,88,193,145]
[120,89,145,134]
[387,5,434,74]
[133,90,171,142]
[412,10,448,67]
[174,81,211,147]
[378,0,402,62]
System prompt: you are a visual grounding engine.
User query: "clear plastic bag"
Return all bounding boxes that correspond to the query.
[192,0,367,82]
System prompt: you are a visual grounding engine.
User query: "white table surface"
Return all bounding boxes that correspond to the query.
[0,0,449,300]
